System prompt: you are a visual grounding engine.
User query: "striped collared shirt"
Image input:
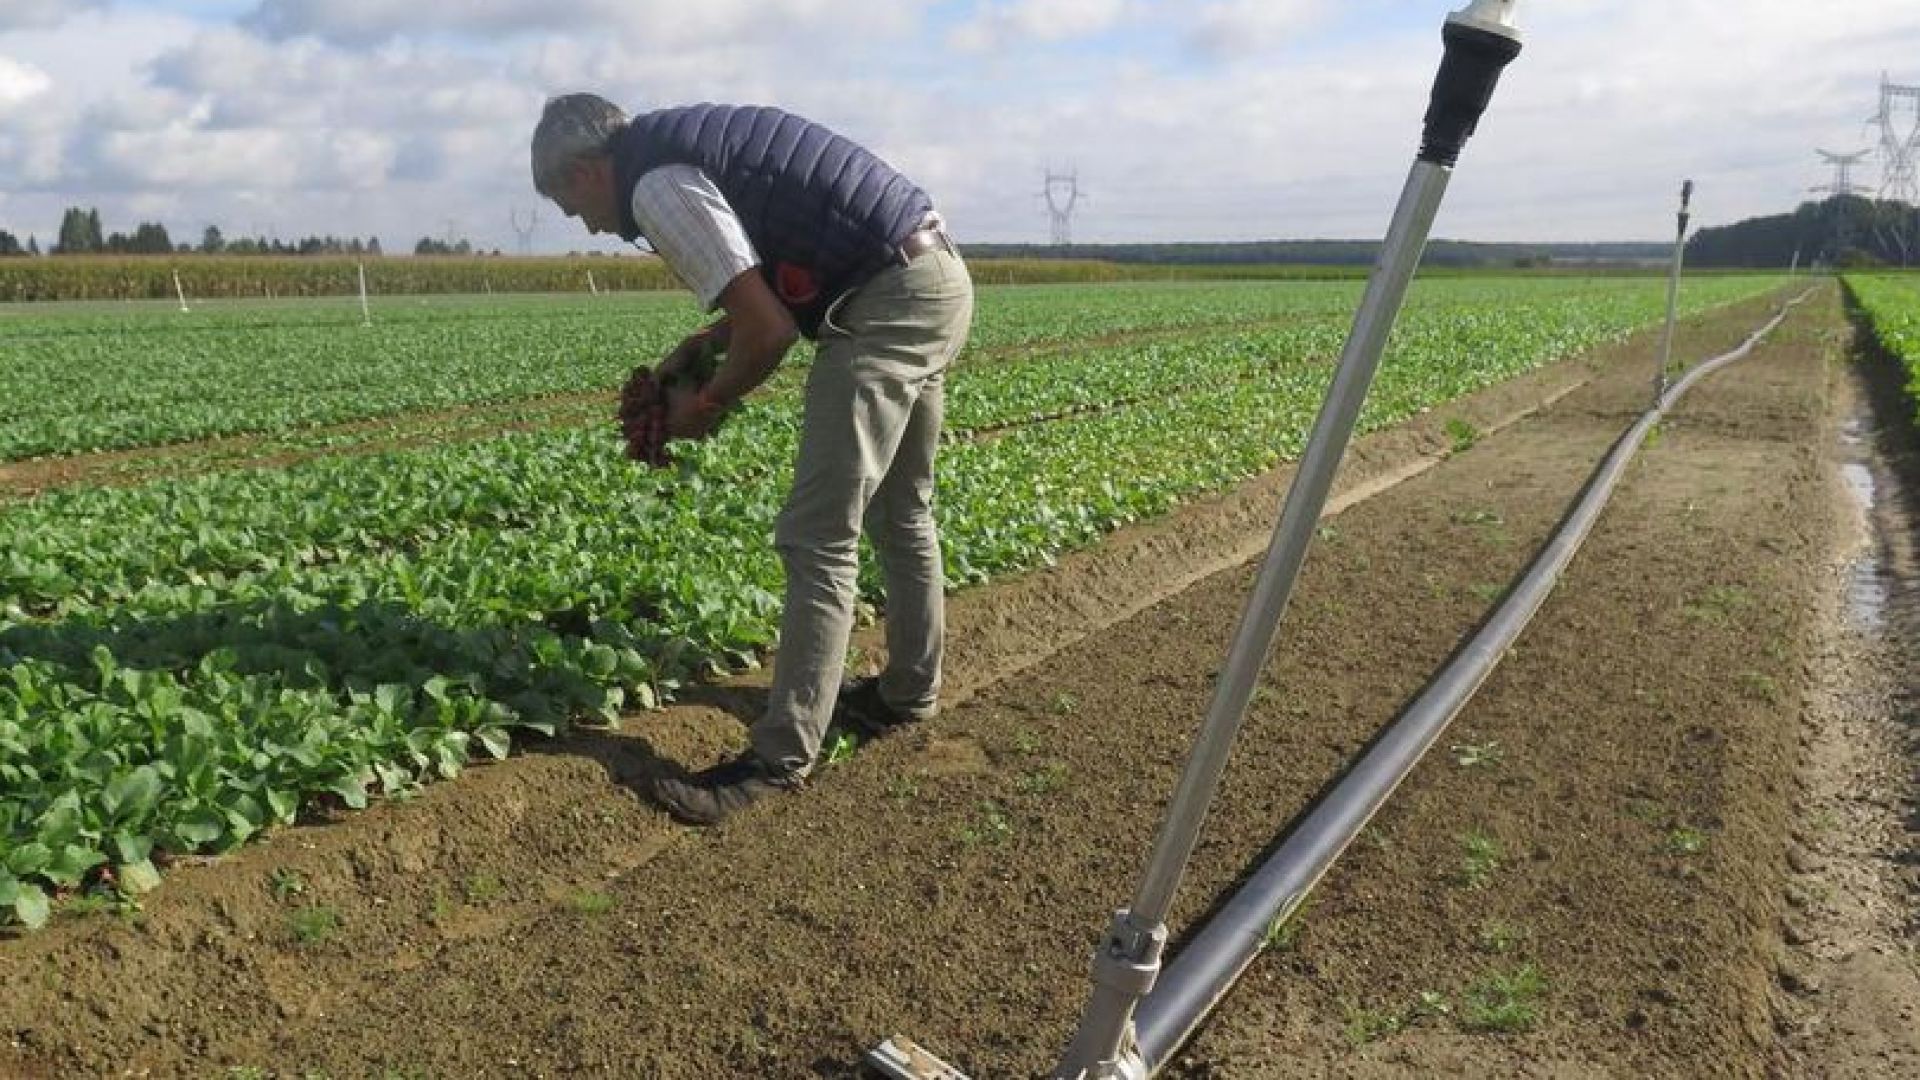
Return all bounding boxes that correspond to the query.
[628,164,760,310]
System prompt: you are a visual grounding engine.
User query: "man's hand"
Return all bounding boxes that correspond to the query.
[664,382,722,440]
[656,332,708,384]
[617,359,726,464]
[616,270,795,468]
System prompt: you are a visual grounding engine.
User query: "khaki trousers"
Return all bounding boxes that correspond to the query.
[752,247,974,776]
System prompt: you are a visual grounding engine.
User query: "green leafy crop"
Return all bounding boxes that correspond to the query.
[0,275,1786,928]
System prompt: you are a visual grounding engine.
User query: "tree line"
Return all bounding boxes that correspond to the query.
[1686,195,1920,269]
[963,238,1671,267]
[0,207,491,258]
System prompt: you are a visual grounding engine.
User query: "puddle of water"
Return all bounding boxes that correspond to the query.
[1840,460,1889,629]
[1842,462,1878,511]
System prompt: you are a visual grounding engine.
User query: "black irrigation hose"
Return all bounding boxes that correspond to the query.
[1133,286,1820,1070]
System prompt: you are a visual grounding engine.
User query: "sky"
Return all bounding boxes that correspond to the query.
[1,0,1919,254]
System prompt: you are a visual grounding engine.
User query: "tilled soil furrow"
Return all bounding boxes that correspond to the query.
[1170,295,1842,1077]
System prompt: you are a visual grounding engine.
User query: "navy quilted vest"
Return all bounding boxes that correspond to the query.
[610,104,934,337]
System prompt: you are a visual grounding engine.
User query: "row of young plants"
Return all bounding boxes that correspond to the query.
[0,304,697,461]
[0,283,1363,458]
[0,281,1387,462]
[957,278,1773,433]
[0,277,1768,498]
[0,276,1785,928]
[1,276,1758,463]
[0,319,1351,617]
[0,276,1783,614]
[0,278,1352,345]
[1845,274,1920,415]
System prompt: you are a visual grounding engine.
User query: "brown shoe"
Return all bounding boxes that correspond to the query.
[650,753,800,826]
[833,677,937,740]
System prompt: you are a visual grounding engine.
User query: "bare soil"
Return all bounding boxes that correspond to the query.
[4,287,1911,1080]
[1764,332,1920,1080]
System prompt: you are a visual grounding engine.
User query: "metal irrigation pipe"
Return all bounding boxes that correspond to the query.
[1130,285,1819,1069]
[1036,5,1525,1079]
[1652,179,1694,404]
[868,4,1525,1078]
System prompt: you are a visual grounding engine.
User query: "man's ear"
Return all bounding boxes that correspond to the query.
[557,156,596,191]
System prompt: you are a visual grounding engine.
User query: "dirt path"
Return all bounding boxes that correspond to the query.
[1765,333,1920,1079]
[1149,290,1834,1079]
[6,289,1901,1080]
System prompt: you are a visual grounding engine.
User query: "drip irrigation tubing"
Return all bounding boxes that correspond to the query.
[1131,285,1821,1070]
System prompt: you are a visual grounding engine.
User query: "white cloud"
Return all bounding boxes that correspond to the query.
[949,0,1134,53]
[0,0,109,33]
[1456,0,1920,239]
[85,124,398,194]
[5,1,1920,251]
[0,54,49,109]
[91,126,294,189]
[1185,0,1332,59]
[244,0,609,46]
[0,9,203,198]
[0,7,196,100]
[146,29,539,133]
[147,26,295,100]
[242,0,928,50]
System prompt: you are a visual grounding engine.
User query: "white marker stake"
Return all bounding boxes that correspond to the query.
[358,262,372,325]
[587,269,599,296]
[173,270,189,313]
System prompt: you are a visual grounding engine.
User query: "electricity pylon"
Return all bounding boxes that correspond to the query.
[509,205,539,256]
[1043,169,1083,247]
[1812,149,1873,197]
[1867,73,1920,203]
